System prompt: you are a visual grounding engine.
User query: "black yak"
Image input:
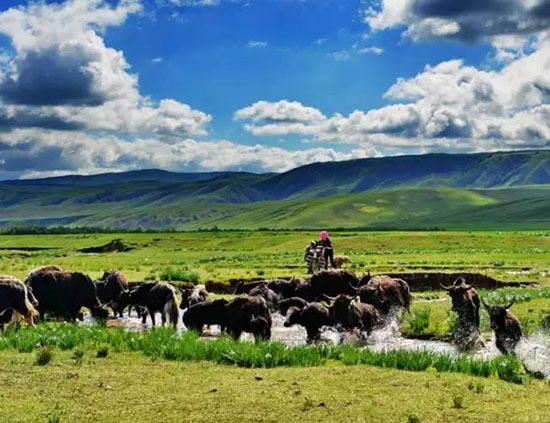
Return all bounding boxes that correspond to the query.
[441,278,481,349]
[119,282,179,327]
[182,299,227,333]
[224,295,272,341]
[284,303,331,340]
[95,271,129,317]
[27,270,108,321]
[310,270,359,300]
[481,297,523,354]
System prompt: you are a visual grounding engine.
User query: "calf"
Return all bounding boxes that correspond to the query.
[284,303,331,340]
[481,298,523,354]
[182,299,227,333]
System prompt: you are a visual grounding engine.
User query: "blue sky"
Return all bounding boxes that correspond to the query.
[0,0,549,179]
[106,0,491,144]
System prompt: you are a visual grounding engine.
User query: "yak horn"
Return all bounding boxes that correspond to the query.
[439,283,452,291]
[322,294,336,302]
[505,298,516,309]
[480,296,491,310]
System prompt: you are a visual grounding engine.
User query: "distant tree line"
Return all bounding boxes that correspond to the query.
[0,225,446,235]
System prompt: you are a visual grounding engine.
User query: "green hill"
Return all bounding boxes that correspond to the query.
[2,150,550,230]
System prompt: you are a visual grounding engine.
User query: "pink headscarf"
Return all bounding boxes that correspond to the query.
[319,230,329,241]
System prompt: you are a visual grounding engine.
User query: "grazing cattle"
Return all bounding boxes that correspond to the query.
[284,303,331,340]
[224,295,272,340]
[95,271,129,317]
[119,282,179,327]
[279,297,309,315]
[180,284,209,310]
[233,280,267,295]
[267,279,299,299]
[182,299,228,333]
[293,282,315,302]
[440,278,481,349]
[248,284,280,312]
[333,255,351,269]
[357,275,411,316]
[481,298,523,354]
[325,294,381,334]
[27,271,108,321]
[0,276,38,328]
[310,269,359,300]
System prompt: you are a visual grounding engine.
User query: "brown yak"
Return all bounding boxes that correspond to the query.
[0,275,38,328]
[481,297,523,354]
[441,278,481,348]
[324,294,381,334]
[356,275,411,317]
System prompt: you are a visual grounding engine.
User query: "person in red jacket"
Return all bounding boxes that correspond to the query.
[319,230,335,270]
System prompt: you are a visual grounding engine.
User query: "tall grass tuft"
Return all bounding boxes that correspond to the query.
[0,324,526,383]
[159,267,200,284]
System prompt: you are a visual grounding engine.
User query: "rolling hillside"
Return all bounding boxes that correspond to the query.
[2,150,550,229]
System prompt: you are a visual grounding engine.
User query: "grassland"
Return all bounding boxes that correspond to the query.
[2,230,550,422]
[1,347,549,423]
[1,230,550,284]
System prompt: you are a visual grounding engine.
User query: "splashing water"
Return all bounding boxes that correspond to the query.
[516,332,550,379]
[84,310,550,375]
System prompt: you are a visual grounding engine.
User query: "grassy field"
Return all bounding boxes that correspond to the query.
[2,230,550,284]
[0,348,549,423]
[2,230,550,422]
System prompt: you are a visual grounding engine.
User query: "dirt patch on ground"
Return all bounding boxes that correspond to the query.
[78,239,135,254]
[125,273,537,295]
[0,247,58,251]
[386,272,536,291]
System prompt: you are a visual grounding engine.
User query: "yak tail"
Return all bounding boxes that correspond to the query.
[21,284,38,326]
[164,291,180,328]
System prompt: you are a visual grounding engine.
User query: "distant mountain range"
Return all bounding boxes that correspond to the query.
[2,150,550,230]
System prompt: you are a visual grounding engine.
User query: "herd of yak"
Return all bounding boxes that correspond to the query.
[0,266,523,354]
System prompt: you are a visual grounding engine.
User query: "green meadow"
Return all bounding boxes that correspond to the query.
[2,230,550,422]
[2,230,550,284]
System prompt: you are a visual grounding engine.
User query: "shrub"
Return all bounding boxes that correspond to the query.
[452,394,464,409]
[159,268,200,284]
[35,346,53,366]
[96,345,109,358]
